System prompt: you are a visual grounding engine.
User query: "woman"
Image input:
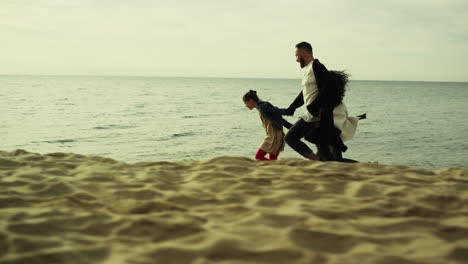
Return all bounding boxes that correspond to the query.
[243,90,292,160]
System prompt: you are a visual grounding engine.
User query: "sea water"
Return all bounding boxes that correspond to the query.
[1,75,467,169]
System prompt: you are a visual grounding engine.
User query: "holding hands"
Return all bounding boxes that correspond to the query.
[281,106,296,116]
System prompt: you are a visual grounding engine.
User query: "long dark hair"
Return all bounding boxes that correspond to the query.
[243,90,260,102]
[326,70,349,107]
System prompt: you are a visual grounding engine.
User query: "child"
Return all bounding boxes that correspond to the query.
[243,90,292,160]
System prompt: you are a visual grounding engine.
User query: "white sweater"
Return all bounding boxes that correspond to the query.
[333,103,358,142]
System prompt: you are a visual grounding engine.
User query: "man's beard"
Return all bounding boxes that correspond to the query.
[300,57,306,68]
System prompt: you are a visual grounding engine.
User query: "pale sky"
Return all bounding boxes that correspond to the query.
[1,0,467,82]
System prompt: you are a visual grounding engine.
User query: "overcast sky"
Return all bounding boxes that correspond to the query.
[1,0,467,81]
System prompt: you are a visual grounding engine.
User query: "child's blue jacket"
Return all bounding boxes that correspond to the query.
[257,101,292,130]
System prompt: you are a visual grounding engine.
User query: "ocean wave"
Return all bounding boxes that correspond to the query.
[151,132,196,142]
[43,139,76,144]
[171,132,195,138]
[93,125,137,130]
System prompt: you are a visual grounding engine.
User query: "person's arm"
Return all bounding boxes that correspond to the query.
[283,91,304,116]
[282,118,293,129]
[261,102,286,116]
[306,99,321,116]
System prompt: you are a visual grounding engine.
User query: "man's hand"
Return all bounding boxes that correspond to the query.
[282,106,296,116]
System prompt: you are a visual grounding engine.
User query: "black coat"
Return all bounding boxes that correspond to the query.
[287,59,347,152]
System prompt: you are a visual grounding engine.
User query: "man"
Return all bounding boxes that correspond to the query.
[283,41,358,161]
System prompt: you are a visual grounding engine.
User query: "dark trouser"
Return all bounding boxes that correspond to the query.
[285,118,319,158]
[316,144,343,161]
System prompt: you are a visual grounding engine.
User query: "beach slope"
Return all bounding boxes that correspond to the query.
[1,150,467,264]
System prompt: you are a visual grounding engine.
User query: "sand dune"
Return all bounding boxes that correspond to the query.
[0,149,467,264]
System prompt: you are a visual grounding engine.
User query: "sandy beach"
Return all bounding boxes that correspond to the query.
[0,149,467,264]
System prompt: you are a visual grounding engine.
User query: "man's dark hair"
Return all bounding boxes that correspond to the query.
[296,41,313,55]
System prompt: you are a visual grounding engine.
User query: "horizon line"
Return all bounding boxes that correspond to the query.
[0,73,466,84]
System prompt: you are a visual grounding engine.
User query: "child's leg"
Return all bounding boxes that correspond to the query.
[269,152,279,160]
[255,149,269,160]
